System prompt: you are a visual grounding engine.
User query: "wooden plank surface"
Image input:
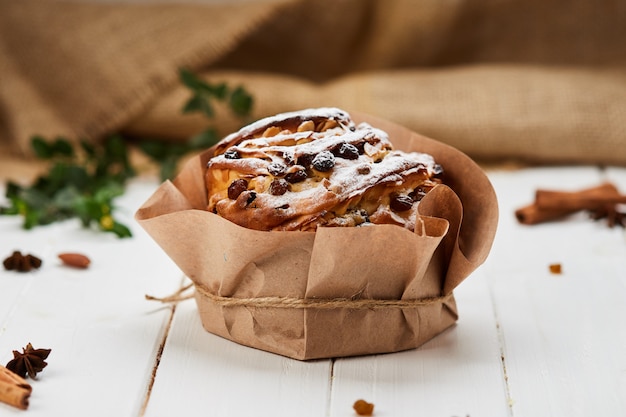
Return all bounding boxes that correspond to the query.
[0,179,181,416]
[143,299,332,417]
[330,270,510,417]
[1,167,625,416]
[486,167,626,417]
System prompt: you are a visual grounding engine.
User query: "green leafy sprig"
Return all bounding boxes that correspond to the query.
[0,69,254,237]
[1,135,134,237]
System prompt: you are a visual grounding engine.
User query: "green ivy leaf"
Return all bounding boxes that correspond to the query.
[31,136,53,159]
[229,86,254,117]
[179,68,205,90]
[159,157,179,182]
[182,95,204,114]
[111,222,133,238]
[52,138,74,157]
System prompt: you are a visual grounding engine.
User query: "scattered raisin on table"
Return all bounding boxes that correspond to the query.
[353,399,374,416]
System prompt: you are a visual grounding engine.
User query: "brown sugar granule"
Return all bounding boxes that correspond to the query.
[353,399,375,416]
[549,263,562,274]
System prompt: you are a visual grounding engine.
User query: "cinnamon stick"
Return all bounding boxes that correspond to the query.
[535,182,624,211]
[0,365,31,410]
[514,204,577,225]
[516,182,626,225]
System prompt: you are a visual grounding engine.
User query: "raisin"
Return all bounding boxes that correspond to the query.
[353,399,374,416]
[311,151,335,172]
[269,179,289,195]
[283,152,295,165]
[228,179,248,199]
[296,153,315,168]
[390,194,414,212]
[268,162,287,177]
[246,191,257,205]
[223,149,241,159]
[409,186,427,202]
[335,143,359,160]
[285,169,307,183]
[433,164,444,178]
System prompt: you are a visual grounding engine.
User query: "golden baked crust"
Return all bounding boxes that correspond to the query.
[206,108,443,231]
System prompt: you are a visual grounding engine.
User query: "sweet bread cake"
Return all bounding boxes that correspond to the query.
[205,108,443,231]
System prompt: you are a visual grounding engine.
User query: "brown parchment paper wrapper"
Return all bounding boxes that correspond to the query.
[135,112,498,360]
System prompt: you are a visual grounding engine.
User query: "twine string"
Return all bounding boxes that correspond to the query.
[146,282,451,310]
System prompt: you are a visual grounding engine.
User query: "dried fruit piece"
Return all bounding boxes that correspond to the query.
[390,194,414,212]
[6,343,51,379]
[296,153,315,168]
[228,179,248,200]
[269,179,289,196]
[312,151,335,172]
[409,186,427,202]
[285,168,307,184]
[335,143,360,160]
[58,253,91,269]
[223,149,241,159]
[549,263,562,274]
[353,399,374,416]
[268,162,287,177]
[246,191,257,205]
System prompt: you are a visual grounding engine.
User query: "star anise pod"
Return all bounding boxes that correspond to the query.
[5,343,51,379]
[3,251,42,272]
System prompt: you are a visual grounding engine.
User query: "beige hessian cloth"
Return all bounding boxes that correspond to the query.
[1,0,625,165]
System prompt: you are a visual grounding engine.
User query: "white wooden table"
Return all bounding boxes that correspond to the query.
[1,166,625,417]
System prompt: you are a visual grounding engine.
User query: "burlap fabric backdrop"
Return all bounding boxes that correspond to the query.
[1,0,625,165]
